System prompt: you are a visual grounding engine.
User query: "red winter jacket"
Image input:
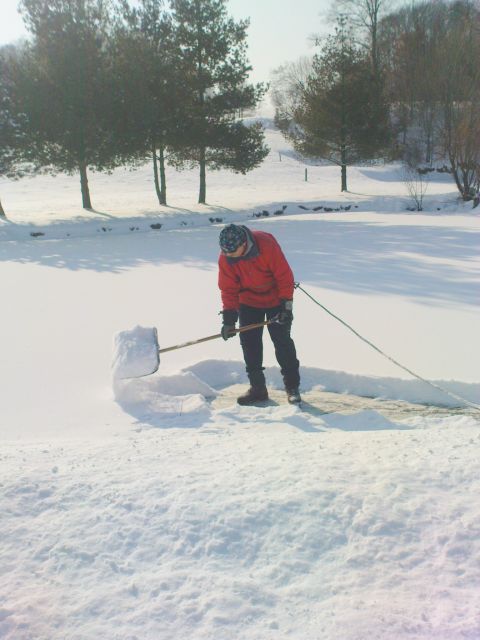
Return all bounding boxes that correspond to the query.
[218,229,295,310]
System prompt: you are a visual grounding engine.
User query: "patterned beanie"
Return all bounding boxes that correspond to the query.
[219,224,247,252]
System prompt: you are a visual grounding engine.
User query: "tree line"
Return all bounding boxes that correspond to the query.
[0,0,268,217]
[271,0,480,201]
[2,0,479,220]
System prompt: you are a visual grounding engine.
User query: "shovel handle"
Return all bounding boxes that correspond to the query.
[158,320,274,354]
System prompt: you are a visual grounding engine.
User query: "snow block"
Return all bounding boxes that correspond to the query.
[112,326,160,379]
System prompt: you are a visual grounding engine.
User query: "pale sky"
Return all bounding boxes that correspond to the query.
[0,0,332,83]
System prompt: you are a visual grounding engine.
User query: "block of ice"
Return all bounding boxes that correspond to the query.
[112,326,159,379]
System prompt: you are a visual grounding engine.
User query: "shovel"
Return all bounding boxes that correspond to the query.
[112,320,275,380]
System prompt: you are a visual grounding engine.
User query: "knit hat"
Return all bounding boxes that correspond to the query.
[219,224,247,253]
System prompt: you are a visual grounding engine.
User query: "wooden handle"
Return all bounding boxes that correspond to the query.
[158,320,273,354]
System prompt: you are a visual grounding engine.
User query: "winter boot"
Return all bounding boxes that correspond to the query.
[237,386,269,406]
[286,387,302,405]
[237,370,268,405]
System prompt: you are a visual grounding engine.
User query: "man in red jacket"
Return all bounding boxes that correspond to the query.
[218,223,301,405]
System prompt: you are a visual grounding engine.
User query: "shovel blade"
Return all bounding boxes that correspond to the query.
[112,326,160,379]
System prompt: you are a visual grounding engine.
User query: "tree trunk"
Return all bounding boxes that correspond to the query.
[450,164,464,197]
[159,146,167,206]
[152,146,162,205]
[341,145,347,192]
[0,197,6,218]
[371,20,379,79]
[340,35,347,193]
[448,152,471,200]
[79,162,92,210]
[425,133,433,165]
[341,164,347,192]
[198,145,206,204]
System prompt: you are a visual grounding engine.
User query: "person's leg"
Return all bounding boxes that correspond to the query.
[238,305,268,403]
[239,305,265,380]
[266,306,300,392]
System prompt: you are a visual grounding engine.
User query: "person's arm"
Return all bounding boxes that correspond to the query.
[218,256,241,311]
[218,257,240,340]
[269,237,295,300]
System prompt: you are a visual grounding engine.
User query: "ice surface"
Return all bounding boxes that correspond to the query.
[112,326,160,379]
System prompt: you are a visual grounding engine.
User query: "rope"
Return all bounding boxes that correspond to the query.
[295,283,480,412]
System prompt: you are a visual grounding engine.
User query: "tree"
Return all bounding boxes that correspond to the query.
[0,44,34,219]
[270,57,313,134]
[330,0,396,78]
[437,6,480,200]
[379,1,449,161]
[402,142,429,211]
[378,0,480,174]
[0,49,16,218]
[289,17,390,191]
[16,0,129,210]
[170,0,268,204]
[111,0,184,205]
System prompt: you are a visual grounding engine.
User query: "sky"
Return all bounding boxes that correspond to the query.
[0,0,332,83]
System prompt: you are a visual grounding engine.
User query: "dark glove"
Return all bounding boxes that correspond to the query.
[221,309,238,340]
[277,299,293,325]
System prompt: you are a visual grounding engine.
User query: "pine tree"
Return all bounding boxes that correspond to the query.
[170,0,268,204]
[0,49,15,218]
[0,45,34,219]
[290,17,390,191]
[16,0,130,209]
[111,0,184,205]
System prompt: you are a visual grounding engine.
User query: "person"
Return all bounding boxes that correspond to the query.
[218,223,301,405]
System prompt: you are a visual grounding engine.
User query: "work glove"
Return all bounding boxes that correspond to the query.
[221,309,239,340]
[277,299,293,325]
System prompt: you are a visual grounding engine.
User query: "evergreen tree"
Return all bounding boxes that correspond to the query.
[170,0,268,204]
[0,45,34,219]
[111,0,184,205]
[16,0,129,209]
[289,17,390,191]
[0,49,16,218]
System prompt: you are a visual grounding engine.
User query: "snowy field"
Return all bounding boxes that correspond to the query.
[1,122,479,639]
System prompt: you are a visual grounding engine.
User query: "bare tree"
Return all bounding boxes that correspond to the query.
[437,5,480,200]
[402,157,429,212]
[442,101,480,200]
[378,0,480,175]
[331,0,397,76]
[403,166,429,211]
[270,56,313,129]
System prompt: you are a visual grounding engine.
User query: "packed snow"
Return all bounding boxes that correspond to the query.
[112,326,160,380]
[1,120,479,640]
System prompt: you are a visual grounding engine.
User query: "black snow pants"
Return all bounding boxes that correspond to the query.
[239,303,300,389]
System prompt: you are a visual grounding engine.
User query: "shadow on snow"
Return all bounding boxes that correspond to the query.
[0,212,477,307]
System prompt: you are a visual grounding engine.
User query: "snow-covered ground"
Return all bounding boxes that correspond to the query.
[1,123,479,640]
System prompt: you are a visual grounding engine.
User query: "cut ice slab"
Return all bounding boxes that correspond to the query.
[112,326,160,379]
